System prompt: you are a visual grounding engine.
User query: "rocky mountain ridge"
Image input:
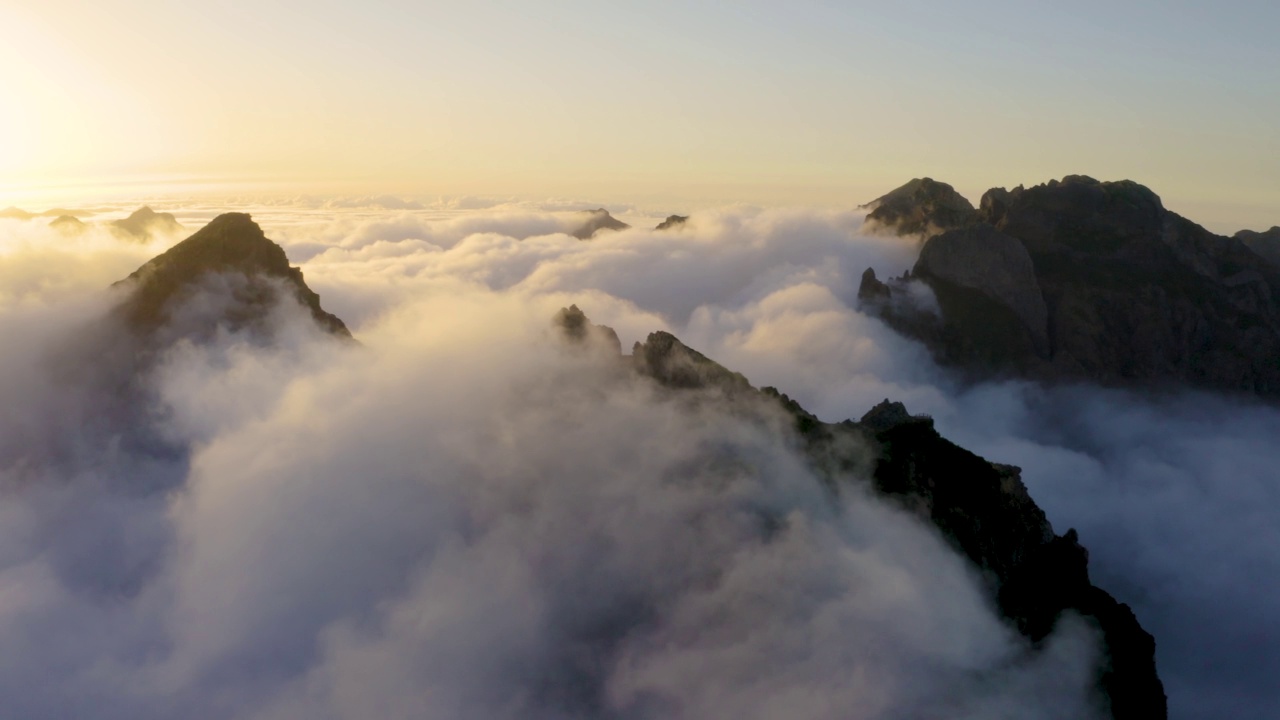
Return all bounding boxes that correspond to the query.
[556,306,1166,719]
[859,175,1280,397]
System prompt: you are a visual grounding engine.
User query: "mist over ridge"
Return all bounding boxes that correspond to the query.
[0,183,1277,718]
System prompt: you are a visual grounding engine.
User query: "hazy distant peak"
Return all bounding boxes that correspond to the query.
[109,205,184,242]
[861,177,977,238]
[0,207,34,220]
[49,215,87,233]
[0,206,94,220]
[1236,226,1280,267]
[571,208,630,240]
[655,214,689,231]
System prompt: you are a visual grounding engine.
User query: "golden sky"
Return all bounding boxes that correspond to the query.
[2,0,1277,230]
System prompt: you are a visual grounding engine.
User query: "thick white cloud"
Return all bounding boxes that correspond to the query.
[0,201,1272,718]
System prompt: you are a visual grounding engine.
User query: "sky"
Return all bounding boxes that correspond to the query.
[1,0,1278,229]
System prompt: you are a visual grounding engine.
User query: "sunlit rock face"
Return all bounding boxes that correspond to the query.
[860,175,1280,398]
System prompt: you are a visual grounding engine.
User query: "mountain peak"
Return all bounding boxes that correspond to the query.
[571,209,630,240]
[113,212,349,339]
[110,206,184,242]
[861,178,977,237]
[655,214,689,231]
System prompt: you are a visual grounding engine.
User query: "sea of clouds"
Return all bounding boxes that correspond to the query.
[0,200,1275,719]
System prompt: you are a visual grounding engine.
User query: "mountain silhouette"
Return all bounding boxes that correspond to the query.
[571,208,630,239]
[859,175,1280,398]
[655,214,688,230]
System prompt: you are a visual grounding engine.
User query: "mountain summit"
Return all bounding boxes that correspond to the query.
[571,208,630,239]
[861,177,977,237]
[859,175,1280,398]
[112,212,349,339]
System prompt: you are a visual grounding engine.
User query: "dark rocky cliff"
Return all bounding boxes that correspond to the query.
[860,175,1280,397]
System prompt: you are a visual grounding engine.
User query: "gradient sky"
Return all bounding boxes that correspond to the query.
[2,0,1277,229]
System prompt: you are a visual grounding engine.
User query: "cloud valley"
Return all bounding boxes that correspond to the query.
[0,204,1275,719]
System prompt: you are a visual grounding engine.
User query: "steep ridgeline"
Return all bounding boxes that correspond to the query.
[111,212,350,343]
[859,175,1280,397]
[555,306,1167,720]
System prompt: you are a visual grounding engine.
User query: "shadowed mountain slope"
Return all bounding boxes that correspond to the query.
[859,175,1280,398]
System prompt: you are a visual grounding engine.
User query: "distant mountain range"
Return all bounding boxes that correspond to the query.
[1,205,184,242]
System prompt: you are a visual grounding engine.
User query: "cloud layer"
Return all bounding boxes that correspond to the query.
[0,203,1275,719]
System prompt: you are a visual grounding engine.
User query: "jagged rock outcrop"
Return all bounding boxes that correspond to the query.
[1236,227,1280,267]
[571,209,630,240]
[861,177,977,237]
[112,212,349,341]
[553,307,1166,719]
[655,214,688,231]
[109,206,184,242]
[860,175,1280,397]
